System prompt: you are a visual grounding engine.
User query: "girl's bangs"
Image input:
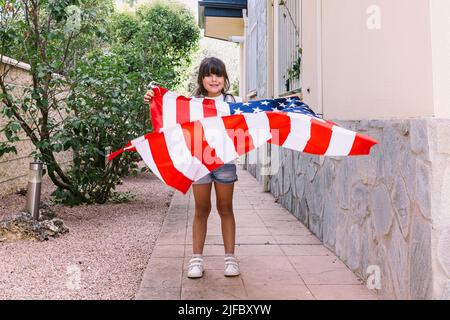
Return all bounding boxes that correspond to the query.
[203,61,225,77]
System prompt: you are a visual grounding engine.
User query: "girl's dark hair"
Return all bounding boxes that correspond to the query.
[193,57,231,97]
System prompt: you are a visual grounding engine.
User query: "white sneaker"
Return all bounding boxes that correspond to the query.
[224,256,240,277]
[187,257,204,278]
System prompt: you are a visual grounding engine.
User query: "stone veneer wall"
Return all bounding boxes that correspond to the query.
[245,118,450,300]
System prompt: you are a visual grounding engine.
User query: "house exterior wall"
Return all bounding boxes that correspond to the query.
[244,0,268,184]
[243,0,450,299]
[0,58,71,196]
[268,119,450,299]
[0,61,37,196]
[321,0,435,120]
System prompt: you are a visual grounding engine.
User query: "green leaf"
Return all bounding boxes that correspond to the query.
[0,142,17,157]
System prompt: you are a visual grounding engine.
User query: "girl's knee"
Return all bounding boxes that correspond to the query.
[216,203,233,216]
[195,203,211,217]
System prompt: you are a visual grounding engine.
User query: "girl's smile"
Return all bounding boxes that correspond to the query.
[203,74,225,97]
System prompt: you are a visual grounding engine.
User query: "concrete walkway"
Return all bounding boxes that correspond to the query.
[136,167,377,300]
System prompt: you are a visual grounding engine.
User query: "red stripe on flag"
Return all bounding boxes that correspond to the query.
[266,112,291,146]
[147,133,192,194]
[150,86,169,133]
[221,115,255,155]
[348,133,378,155]
[181,121,224,172]
[107,142,136,161]
[176,96,191,126]
[202,99,218,118]
[303,118,334,155]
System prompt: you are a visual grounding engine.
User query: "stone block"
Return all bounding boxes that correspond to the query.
[436,121,450,155]
[391,177,411,238]
[437,226,450,278]
[347,223,362,272]
[410,119,430,160]
[386,221,410,299]
[409,216,432,299]
[441,280,450,300]
[323,159,336,188]
[370,184,394,238]
[335,210,350,261]
[351,183,369,226]
[322,192,337,249]
[415,159,432,220]
[337,161,351,210]
[292,171,306,200]
[399,157,416,207]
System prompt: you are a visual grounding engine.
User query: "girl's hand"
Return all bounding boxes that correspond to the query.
[144,89,155,104]
[286,92,303,101]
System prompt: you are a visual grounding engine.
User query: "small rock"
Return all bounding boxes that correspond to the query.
[15,188,27,196]
[39,203,57,221]
[0,210,69,242]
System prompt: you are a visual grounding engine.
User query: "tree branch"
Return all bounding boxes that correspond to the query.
[0,78,40,144]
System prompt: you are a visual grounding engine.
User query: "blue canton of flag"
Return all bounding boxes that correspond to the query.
[227,97,319,118]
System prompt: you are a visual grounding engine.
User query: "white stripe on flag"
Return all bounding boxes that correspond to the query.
[189,98,205,122]
[215,101,233,116]
[283,113,312,152]
[200,117,238,163]
[325,125,356,156]
[161,92,178,132]
[243,113,272,147]
[163,125,211,181]
[132,136,164,182]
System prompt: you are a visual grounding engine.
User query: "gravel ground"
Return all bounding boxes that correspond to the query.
[0,169,174,300]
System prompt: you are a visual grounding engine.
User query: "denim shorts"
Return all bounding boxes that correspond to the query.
[193,162,238,185]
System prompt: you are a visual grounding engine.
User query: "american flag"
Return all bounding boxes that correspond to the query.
[109,86,378,193]
[150,86,320,134]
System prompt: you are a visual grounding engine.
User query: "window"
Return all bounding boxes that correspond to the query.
[277,0,302,95]
[245,6,258,96]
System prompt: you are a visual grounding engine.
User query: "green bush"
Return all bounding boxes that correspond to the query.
[0,0,200,204]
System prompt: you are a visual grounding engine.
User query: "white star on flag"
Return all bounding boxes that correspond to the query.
[243,102,251,107]
[233,108,243,115]
[272,107,281,112]
[253,107,262,113]
[261,101,270,106]
[278,102,287,108]
[286,98,293,103]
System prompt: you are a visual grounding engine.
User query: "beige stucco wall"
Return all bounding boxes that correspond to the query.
[320,0,435,120]
[301,0,322,114]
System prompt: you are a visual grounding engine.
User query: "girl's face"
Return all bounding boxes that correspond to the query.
[202,73,225,97]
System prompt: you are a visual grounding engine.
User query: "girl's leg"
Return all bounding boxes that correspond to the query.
[192,183,213,254]
[214,182,236,254]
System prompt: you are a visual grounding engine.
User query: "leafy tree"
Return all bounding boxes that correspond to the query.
[0,0,200,204]
[108,1,200,90]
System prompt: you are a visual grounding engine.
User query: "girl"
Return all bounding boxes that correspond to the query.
[144,57,240,278]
